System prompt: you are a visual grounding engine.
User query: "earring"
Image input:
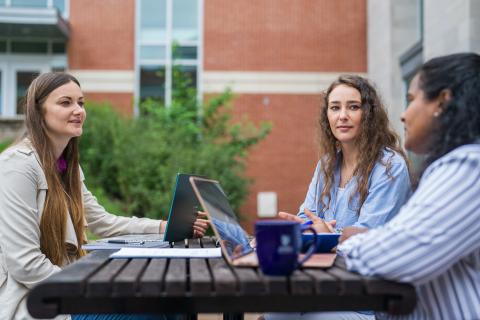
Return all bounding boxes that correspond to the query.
[433,111,440,117]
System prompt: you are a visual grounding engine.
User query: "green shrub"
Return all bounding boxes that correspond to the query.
[0,140,12,153]
[80,69,271,221]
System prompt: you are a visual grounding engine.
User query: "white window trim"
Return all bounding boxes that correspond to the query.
[3,0,69,19]
[134,0,203,114]
[0,54,55,118]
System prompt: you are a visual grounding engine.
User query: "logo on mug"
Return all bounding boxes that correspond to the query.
[277,234,294,254]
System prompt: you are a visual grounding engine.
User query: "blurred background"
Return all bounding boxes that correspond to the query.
[0,0,479,232]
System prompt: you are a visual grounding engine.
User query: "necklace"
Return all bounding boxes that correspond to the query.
[340,165,355,188]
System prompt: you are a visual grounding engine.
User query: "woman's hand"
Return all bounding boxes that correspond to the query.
[277,210,336,233]
[303,208,335,233]
[277,211,304,223]
[338,226,368,243]
[193,211,209,238]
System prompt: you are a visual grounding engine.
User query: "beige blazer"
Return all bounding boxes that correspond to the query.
[0,140,162,320]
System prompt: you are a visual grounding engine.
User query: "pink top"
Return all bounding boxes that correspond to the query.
[56,156,67,173]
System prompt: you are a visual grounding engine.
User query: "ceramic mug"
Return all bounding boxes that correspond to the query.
[255,220,318,276]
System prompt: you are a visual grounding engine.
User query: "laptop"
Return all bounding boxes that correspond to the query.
[189,177,336,268]
[163,173,204,242]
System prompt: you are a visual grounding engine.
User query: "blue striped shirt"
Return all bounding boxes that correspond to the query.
[339,144,480,320]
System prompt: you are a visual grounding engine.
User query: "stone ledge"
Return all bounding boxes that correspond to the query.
[0,117,25,141]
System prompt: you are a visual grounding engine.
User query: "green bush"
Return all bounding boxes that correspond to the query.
[80,69,271,221]
[0,140,12,153]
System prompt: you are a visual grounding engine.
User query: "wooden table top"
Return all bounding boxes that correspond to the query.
[27,237,416,319]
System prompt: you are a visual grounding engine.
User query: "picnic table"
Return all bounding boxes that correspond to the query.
[27,237,416,319]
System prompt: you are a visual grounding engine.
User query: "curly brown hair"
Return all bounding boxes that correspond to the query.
[318,75,408,213]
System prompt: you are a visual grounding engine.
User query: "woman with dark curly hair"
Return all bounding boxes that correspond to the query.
[279,75,411,235]
[339,53,480,319]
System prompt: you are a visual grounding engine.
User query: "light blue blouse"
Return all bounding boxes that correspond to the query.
[298,148,411,230]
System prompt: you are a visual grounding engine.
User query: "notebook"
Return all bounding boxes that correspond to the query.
[163,173,204,242]
[189,177,336,268]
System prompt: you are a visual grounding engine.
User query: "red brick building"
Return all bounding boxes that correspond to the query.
[0,0,366,231]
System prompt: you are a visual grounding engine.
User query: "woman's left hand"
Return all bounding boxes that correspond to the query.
[193,211,209,238]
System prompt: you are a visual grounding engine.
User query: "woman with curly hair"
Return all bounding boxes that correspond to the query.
[280,75,411,235]
[339,52,480,319]
[264,75,411,320]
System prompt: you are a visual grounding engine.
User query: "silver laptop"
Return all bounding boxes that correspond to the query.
[189,177,336,268]
[189,177,258,266]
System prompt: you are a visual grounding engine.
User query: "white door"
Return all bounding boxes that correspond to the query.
[0,61,7,117]
[10,63,49,116]
[0,59,50,118]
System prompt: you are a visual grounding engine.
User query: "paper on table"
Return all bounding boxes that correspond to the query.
[110,247,222,259]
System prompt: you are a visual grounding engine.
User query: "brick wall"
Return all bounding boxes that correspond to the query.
[204,0,366,72]
[68,0,135,70]
[85,93,134,116]
[229,94,322,233]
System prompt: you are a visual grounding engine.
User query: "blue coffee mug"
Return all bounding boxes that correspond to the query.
[255,220,318,276]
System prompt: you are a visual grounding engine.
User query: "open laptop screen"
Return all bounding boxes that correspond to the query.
[191,178,254,260]
[163,173,203,242]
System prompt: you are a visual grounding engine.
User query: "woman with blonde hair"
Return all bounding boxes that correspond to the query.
[0,72,207,320]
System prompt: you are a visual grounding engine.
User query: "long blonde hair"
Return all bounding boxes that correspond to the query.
[318,75,408,212]
[24,73,86,266]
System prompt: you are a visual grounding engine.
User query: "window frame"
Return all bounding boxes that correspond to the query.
[2,0,69,18]
[134,0,203,114]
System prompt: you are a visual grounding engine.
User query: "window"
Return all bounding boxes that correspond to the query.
[0,70,3,114]
[2,0,67,16]
[16,71,39,114]
[136,0,201,108]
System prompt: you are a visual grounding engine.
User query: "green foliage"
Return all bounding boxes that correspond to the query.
[80,68,271,221]
[0,139,12,153]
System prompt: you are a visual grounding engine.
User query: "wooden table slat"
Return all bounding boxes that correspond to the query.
[139,259,168,296]
[112,259,149,297]
[86,259,129,297]
[326,266,364,294]
[189,239,214,295]
[302,269,339,294]
[259,272,288,295]
[232,267,265,295]
[289,270,314,295]
[190,258,213,295]
[165,259,187,295]
[201,237,218,248]
[209,258,238,295]
[43,250,111,290]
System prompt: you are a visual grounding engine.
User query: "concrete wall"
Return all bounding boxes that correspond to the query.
[0,119,24,142]
[367,0,419,139]
[424,0,471,59]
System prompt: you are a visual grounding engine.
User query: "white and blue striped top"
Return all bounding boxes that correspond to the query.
[338,144,480,320]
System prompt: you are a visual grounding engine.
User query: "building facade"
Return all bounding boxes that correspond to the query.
[368,0,480,141]
[0,0,367,230]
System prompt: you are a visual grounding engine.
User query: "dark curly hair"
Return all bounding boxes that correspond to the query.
[318,75,407,212]
[418,53,480,172]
